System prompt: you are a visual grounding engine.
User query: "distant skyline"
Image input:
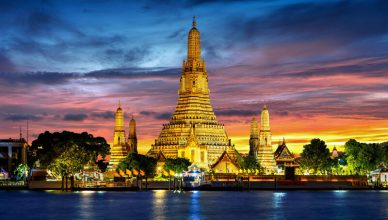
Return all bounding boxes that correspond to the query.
[1,0,388,154]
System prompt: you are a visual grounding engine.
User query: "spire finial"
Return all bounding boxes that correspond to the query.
[192,16,196,27]
[118,100,121,108]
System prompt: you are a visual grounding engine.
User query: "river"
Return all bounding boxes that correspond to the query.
[0,190,387,219]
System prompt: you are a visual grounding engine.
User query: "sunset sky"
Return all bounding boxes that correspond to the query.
[1,0,387,154]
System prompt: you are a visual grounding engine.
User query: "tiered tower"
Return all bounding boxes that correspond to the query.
[258,104,276,172]
[249,117,259,158]
[147,17,237,167]
[127,115,138,153]
[109,102,128,169]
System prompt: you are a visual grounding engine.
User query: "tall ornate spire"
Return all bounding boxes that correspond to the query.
[258,104,276,173]
[114,103,125,145]
[179,17,208,95]
[249,117,259,158]
[260,104,270,131]
[147,18,237,167]
[192,16,196,27]
[110,102,128,170]
[127,114,138,153]
[250,117,259,138]
[188,17,201,61]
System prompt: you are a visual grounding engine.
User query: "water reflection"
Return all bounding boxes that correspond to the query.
[153,190,167,220]
[334,190,348,195]
[272,192,286,220]
[189,191,201,220]
[273,192,286,208]
[79,190,95,219]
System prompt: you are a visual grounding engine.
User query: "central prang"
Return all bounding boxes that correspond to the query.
[147,17,239,170]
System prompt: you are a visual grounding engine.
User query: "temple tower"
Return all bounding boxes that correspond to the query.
[249,117,259,158]
[259,105,271,146]
[258,104,276,173]
[147,17,237,167]
[109,102,128,169]
[127,115,138,153]
[113,102,126,145]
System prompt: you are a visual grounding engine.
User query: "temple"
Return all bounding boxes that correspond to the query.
[127,115,138,153]
[147,17,239,168]
[109,102,128,169]
[274,138,298,169]
[109,103,138,169]
[257,104,276,172]
[248,117,259,158]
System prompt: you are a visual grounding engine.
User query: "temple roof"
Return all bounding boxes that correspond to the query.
[274,140,293,160]
[211,151,240,169]
[156,151,166,162]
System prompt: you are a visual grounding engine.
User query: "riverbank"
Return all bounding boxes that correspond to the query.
[1,175,377,191]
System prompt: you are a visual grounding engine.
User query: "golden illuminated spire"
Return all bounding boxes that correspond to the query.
[179,17,208,95]
[148,18,237,167]
[114,102,125,145]
[258,104,276,173]
[261,104,270,131]
[110,102,128,170]
[188,16,201,61]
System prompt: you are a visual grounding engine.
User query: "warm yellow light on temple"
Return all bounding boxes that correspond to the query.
[147,17,238,168]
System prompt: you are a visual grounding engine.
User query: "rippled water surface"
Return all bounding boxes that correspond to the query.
[0,190,387,219]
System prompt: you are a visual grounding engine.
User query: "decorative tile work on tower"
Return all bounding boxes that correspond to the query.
[147,18,238,168]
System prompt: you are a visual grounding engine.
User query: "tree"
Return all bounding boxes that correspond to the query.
[300,139,331,174]
[381,142,388,167]
[96,160,109,172]
[345,139,385,175]
[48,145,89,190]
[240,156,262,173]
[163,158,191,191]
[164,158,191,173]
[14,163,29,181]
[344,139,362,174]
[117,153,157,190]
[29,131,110,171]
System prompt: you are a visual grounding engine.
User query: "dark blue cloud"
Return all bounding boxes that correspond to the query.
[90,111,115,119]
[23,10,83,37]
[63,113,88,121]
[140,111,171,120]
[0,51,15,72]
[227,0,388,46]
[0,67,180,86]
[1,0,386,73]
[3,114,43,121]
[215,109,257,117]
